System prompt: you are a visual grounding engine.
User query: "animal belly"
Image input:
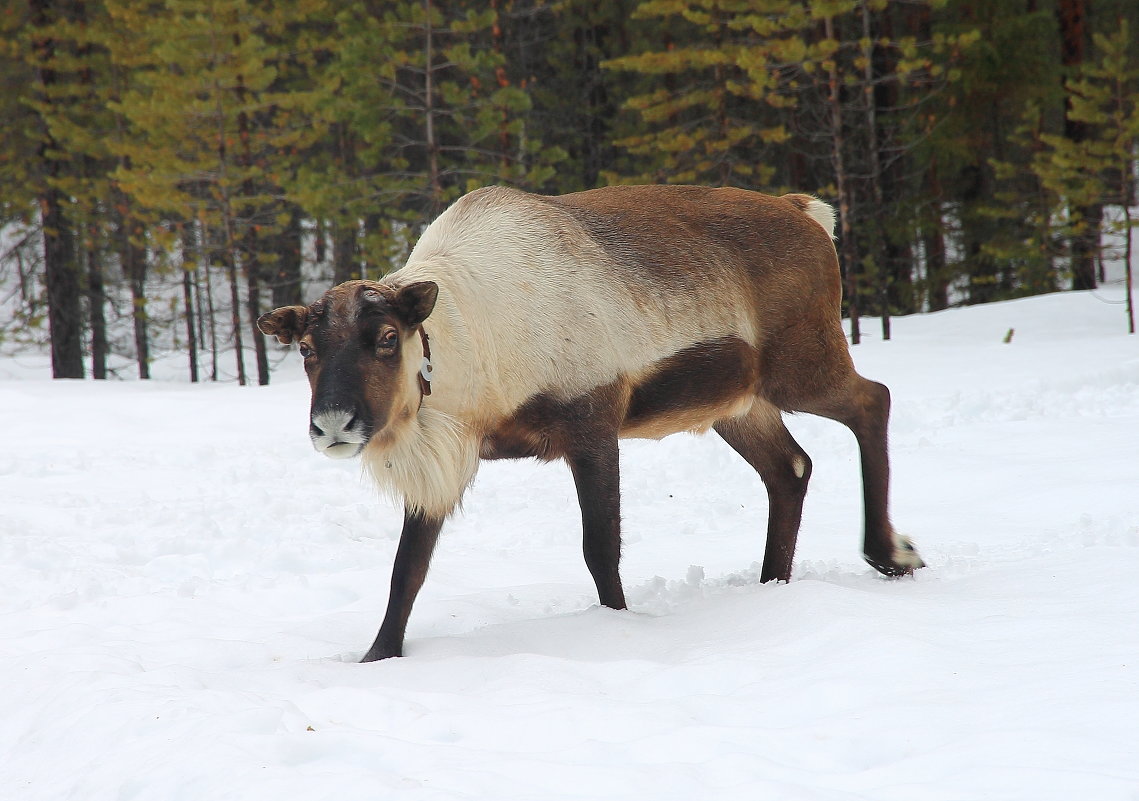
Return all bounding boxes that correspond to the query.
[620,337,760,440]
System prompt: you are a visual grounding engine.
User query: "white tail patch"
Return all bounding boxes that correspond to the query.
[362,406,479,519]
[804,198,836,239]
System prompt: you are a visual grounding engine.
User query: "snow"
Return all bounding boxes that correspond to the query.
[2,288,1138,800]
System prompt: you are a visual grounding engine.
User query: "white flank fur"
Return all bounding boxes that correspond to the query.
[393,187,764,415]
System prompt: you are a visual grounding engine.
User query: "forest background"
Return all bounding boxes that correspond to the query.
[2,0,1137,384]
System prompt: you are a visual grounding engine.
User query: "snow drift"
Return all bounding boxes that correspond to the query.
[1,288,1137,800]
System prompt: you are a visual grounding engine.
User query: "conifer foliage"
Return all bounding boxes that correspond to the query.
[2,0,1136,382]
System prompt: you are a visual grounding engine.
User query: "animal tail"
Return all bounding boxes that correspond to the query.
[782,193,836,239]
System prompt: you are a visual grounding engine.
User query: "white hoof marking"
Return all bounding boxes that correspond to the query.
[892,533,925,568]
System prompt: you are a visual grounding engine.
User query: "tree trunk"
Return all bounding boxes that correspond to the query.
[235,73,269,386]
[198,219,220,381]
[40,196,84,380]
[30,0,84,379]
[878,2,915,318]
[182,267,199,382]
[362,212,384,279]
[825,15,860,344]
[332,221,358,284]
[1125,203,1135,335]
[424,0,443,216]
[962,161,1000,305]
[490,0,511,174]
[1056,0,1100,290]
[923,159,949,312]
[861,1,889,340]
[244,239,270,386]
[213,75,246,386]
[270,204,304,307]
[314,218,327,265]
[120,211,150,380]
[85,215,107,379]
[329,118,357,284]
[571,13,614,190]
[180,223,200,382]
[223,227,246,387]
[218,191,247,386]
[75,2,105,380]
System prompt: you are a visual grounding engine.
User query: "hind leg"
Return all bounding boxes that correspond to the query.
[800,373,924,576]
[715,403,812,583]
[760,312,923,577]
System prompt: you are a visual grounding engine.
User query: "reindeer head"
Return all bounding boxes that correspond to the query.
[258,279,439,460]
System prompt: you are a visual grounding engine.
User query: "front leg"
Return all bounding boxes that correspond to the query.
[566,437,627,610]
[361,508,446,662]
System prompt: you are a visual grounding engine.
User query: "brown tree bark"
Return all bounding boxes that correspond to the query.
[180,223,200,383]
[825,15,860,344]
[235,65,269,386]
[30,0,84,378]
[424,0,444,216]
[270,205,304,307]
[861,1,889,340]
[1124,203,1135,335]
[116,202,150,380]
[878,2,916,318]
[923,158,949,312]
[332,222,358,285]
[85,215,107,379]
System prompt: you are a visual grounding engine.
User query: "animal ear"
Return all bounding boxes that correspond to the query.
[394,281,439,326]
[257,305,307,344]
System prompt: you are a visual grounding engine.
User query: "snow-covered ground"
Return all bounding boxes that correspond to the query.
[2,288,1137,800]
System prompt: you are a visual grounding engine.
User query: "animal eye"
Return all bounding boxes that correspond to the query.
[298,342,314,359]
[377,330,399,351]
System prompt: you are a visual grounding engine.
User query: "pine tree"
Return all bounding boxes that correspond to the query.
[604,0,810,188]
[933,0,1060,305]
[286,0,565,285]
[1035,18,1138,332]
[607,1,968,341]
[107,0,315,385]
[286,1,417,283]
[816,1,974,337]
[1055,0,1100,291]
[520,0,639,191]
[1,4,51,349]
[21,0,91,378]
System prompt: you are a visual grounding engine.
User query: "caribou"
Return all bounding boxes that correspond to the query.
[258,184,924,661]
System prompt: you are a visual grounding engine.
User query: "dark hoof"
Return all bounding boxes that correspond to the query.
[360,652,399,663]
[360,643,402,662]
[865,539,925,578]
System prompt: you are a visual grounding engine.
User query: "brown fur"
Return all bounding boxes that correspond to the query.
[258,184,924,661]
